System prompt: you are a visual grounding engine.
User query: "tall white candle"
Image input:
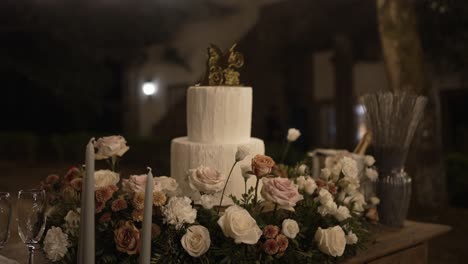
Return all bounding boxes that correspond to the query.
[140,167,154,264]
[78,138,95,264]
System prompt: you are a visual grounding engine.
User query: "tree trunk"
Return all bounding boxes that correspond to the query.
[377,0,448,208]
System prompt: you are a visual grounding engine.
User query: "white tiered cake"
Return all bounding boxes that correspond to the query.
[171,86,265,204]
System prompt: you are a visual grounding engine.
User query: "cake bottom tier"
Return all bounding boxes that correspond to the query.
[171,137,265,205]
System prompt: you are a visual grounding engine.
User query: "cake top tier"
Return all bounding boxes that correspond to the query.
[187,86,252,144]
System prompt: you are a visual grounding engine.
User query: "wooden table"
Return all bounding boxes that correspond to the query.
[343,221,451,264]
[1,221,451,264]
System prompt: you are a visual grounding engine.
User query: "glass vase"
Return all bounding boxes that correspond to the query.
[377,169,411,227]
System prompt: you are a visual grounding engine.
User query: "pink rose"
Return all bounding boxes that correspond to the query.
[94,135,129,160]
[122,174,161,194]
[261,178,303,208]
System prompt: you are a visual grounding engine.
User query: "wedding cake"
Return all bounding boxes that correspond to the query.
[170,44,265,204]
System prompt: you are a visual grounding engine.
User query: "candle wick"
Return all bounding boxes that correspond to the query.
[147,167,152,173]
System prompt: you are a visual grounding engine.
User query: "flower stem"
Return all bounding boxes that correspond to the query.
[253,177,260,207]
[273,203,278,220]
[281,142,291,164]
[218,161,238,213]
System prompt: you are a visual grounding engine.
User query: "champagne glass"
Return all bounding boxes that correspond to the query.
[17,189,46,264]
[0,192,11,250]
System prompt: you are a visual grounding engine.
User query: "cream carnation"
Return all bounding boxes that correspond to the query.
[287,128,301,142]
[261,178,303,208]
[63,209,80,235]
[43,227,69,262]
[217,205,262,244]
[181,225,211,257]
[188,166,226,194]
[281,219,300,239]
[94,135,129,160]
[314,226,346,257]
[94,170,119,189]
[162,196,197,229]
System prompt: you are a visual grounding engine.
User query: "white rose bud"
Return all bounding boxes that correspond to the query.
[333,206,351,222]
[296,176,306,190]
[297,164,308,175]
[235,145,250,162]
[320,168,331,180]
[370,196,380,205]
[303,177,317,195]
[365,168,379,181]
[346,230,358,245]
[217,205,262,244]
[364,155,376,166]
[314,226,346,257]
[240,164,254,180]
[281,219,300,239]
[287,128,301,142]
[181,225,211,257]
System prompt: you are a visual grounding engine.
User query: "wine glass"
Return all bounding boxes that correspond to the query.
[0,192,11,250]
[17,189,46,264]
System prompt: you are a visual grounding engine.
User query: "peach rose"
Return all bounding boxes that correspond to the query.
[114,221,140,255]
[252,155,275,177]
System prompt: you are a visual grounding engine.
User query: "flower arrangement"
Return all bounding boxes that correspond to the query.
[41,131,379,263]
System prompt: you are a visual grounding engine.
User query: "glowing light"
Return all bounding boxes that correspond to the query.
[142,82,158,96]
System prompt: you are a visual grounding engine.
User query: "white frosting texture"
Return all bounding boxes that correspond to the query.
[171,137,265,205]
[187,86,252,143]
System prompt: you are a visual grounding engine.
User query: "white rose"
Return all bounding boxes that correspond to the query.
[333,206,351,222]
[43,227,69,262]
[341,157,358,179]
[236,145,250,162]
[217,205,262,244]
[154,176,179,196]
[199,194,217,209]
[314,226,346,257]
[304,177,317,195]
[364,155,375,166]
[63,209,80,235]
[296,176,306,190]
[365,168,378,181]
[282,219,300,239]
[346,230,358,245]
[188,166,226,194]
[287,128,301,142]
[162,196,197,229]
[320,168,331,180]
[94,170,119,189]
[94,135,129,160]
[181,225,211,257]
[370,196,380,205]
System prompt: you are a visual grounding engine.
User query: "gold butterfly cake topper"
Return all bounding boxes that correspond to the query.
[201,44,244,86]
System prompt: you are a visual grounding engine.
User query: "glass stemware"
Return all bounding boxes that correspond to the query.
[0,192,11,250]
[17,189,46,264]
